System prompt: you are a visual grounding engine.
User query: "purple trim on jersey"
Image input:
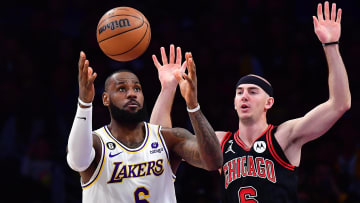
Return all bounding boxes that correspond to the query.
[157,126,170,163]
[104,122,150,152]
[82,134,106,188]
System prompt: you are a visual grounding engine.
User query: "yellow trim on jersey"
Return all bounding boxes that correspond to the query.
[103,123,150,153]
[155,125,171,165]
[155,125,176,180]
[82,134,107,189]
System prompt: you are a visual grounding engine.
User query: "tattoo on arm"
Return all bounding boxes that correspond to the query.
[188,110,223,170]
[170,111,223,170]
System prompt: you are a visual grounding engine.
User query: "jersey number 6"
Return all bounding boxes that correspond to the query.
[238,186,258,203]
[134,186,150,203]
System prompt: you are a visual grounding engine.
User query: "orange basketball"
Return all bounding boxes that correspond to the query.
[96,7,151,62]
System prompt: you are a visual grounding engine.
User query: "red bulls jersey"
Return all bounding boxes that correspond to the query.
[220,125,298,203]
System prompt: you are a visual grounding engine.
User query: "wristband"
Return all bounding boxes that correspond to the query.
[322,41,339,47]
[78,97,92,107]
[187,104,200,113]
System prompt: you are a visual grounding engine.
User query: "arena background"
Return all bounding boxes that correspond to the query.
[1,0,359,202]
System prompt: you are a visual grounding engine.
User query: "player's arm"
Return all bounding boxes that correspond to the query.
[165,53,223,171]
[277,2,351,163]
[67,51,100,178]
[150,45,186,127]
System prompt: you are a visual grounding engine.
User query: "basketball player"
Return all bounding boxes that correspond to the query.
[66,45,223,203]
[158,2,351,202]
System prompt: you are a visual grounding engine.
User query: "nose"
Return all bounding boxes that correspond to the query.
[126,89,137,98]
[241,91,249,101]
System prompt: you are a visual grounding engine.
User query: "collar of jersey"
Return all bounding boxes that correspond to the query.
[234,124,272,151]
[103,122,150,153]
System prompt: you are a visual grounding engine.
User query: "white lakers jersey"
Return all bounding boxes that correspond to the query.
[82,122,177,203]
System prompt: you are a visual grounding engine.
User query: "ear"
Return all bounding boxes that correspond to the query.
[264,97,274,110]
[102,92,110,106]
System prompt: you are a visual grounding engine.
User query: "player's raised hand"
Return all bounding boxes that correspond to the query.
[152,44,186,88]
[78,51,97,103]
[313,1,341,43]
[175,52,198,109]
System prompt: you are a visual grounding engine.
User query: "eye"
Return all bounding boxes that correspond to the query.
[250,89,258,94]
[118,87,126,92]
[134,87,141,92]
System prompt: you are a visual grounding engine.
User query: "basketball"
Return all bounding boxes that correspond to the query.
[96,7,151,62]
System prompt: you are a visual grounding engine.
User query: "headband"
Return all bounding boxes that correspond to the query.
[235,75,273,97]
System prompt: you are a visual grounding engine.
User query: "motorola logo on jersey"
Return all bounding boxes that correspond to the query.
[253,141,266,153]
[107,142,116,150]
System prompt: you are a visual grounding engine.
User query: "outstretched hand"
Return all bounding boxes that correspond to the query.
[78,51,97,103]
[152,44,186,89]
[174,52,198,109]
[313,1,341,43]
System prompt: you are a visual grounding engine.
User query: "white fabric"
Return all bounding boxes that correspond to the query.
[67,105,95,172]
[82,123,177,203]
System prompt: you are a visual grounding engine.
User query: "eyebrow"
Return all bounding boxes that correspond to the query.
[237,86,260,90]
[114,80,140,85]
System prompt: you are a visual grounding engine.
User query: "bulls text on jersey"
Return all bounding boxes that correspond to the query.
[107,159,164,184]
[223,155,276,188]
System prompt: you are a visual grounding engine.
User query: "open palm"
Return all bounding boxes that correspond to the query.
[313,2,341,43]
[152,45,186,88]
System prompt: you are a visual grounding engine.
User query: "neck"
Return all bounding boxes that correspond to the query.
[108,120,145,148]
[238,117,268,148]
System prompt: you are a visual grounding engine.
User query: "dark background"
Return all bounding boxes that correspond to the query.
[1,0,359,202]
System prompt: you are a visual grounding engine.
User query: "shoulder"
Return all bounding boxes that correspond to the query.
[216,131,230,143]
[160,127,192,139]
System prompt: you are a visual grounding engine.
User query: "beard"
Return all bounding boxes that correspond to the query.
[109,100,148,124]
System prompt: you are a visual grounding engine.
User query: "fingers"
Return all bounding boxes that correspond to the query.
[317,3,324,21]
[331,3,336,21]
[176,47,182,65]
[185,52,196,80]
[312,16,319,29]
[317,2,340,23]
[169,44,175,64]
[78,51,85,73]
[88,67,97,84]
[152,54,161,70]
[324,1,330,20]
[181,60,187,74]
[336,8,342,23]
[83,60,89,80]
[160,47,168,65]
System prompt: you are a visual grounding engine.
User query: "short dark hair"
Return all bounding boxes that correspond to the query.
[104,69,137,91]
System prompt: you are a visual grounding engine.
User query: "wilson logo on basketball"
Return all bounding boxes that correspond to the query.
[98,19,131,35]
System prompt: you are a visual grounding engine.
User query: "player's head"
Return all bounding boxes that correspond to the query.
[102,69,147,124]
[234,74,274,122]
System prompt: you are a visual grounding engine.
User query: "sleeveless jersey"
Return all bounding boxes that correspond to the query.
[82,122,177,203]
[220,125,298,203]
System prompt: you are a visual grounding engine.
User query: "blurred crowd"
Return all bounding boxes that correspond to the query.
[0,0,359,202]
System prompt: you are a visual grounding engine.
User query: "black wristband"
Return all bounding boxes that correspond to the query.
[322,41,339,47]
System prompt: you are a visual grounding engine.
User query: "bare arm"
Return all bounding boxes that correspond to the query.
[276,2,351,165]
[171,53,223,170]
[150,45,186,127]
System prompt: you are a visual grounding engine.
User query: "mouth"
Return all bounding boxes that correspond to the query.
[125,100,140,108]
[240,104,249,110]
